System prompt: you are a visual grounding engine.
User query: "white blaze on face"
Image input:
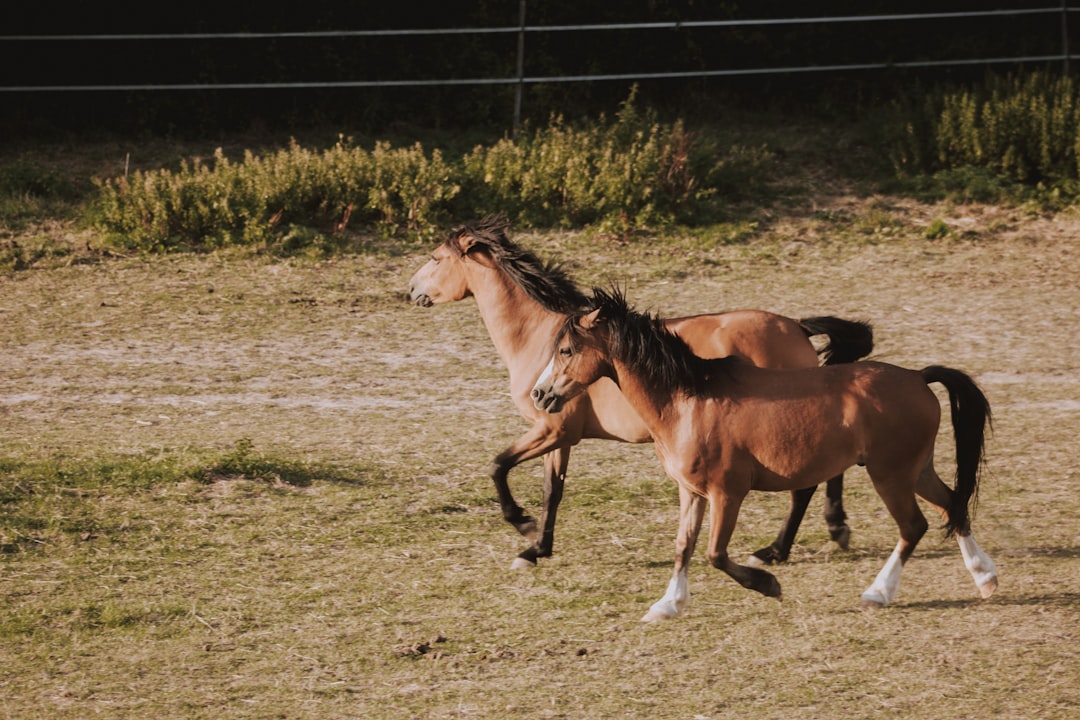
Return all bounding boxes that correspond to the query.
[533,356,555,397]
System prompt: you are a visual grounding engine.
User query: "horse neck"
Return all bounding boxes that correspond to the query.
[608,356,678,437]
[466,262,566,378]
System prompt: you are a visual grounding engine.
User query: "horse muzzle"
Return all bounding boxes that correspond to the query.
[531,385,565,414]
[409,288,434,307]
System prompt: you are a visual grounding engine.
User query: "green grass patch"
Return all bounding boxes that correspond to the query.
[1,228,1078,717]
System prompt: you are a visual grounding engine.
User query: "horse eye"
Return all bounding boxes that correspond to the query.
[559,347,573,357]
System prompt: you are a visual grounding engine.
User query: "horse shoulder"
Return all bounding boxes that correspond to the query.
[580,378,653,443]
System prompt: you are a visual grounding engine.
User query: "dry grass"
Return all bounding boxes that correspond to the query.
[2,185,1079,718]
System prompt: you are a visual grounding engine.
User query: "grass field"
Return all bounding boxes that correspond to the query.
[2,137,1079,718]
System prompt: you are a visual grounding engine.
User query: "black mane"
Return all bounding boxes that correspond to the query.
[447,215,589,314]
[565,287,737,396]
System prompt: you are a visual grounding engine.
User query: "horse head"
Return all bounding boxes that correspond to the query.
[531,306,610,414]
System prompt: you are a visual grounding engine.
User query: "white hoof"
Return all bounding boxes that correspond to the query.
[859,591,888,609]
[641,598,683,622]
[509,557,536,570]
[745,554,767,569]
[641,607,678,622]
[957,534,998,599]
[978,575,998,599]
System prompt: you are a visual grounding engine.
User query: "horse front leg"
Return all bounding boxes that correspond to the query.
[642,485,706,622]
[824,473,851,549]
[510,447,570,570]
[750,485,816,566]
[708,488,782,599]
[490,451,536,541]
[489,420,571,568]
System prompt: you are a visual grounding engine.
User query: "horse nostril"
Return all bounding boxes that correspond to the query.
[531,387,544,401]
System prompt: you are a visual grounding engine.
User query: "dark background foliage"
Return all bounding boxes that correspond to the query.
[1,1,1074,139]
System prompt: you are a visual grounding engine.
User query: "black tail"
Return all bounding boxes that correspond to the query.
[921,365,992,537]
[798,316,874,365]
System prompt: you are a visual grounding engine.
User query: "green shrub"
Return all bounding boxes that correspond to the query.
[93,139,459,251]
[459,91,715,232]
[90,92,772,251]
[888,71,1080,186]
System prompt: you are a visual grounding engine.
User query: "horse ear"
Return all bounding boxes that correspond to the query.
[578,307,604,330]
[451,232,478,256]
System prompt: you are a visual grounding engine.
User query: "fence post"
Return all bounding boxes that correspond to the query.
[513,0,526,134]
[1062,0,1071,73]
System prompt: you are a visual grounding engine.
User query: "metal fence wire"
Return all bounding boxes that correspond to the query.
[2,4,1077,128]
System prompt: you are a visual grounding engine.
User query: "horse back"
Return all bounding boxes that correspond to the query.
[699,361,941,490]
[665,310,819,369]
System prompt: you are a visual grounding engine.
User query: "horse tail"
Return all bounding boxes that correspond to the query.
[797,316,874,365]
[921,365,992,537]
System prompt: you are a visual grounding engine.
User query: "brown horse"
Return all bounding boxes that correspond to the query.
[408,216,873,568]
[532,288,998,620]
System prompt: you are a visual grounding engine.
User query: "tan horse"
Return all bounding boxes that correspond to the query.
[532,288,998,620]
[408,216,873,569]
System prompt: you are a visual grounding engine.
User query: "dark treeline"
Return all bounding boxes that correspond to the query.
[1,1,1073,140]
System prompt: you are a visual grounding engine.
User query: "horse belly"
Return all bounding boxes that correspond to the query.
[741,402,863,492]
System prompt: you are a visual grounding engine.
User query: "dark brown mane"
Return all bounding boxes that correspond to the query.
[566,287,737,396]
[447,215,589,314]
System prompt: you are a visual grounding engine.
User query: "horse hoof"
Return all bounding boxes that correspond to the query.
[640,599,683,622]
[859,592,887,609]
[749,547,785,566]
[831,526,851,550]
[509,557,537,570]
[978,576,998,599]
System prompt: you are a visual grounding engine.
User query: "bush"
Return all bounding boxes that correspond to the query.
[888,71,1080,186]
[459,92,714,232]
[93,139,459,252]
[90,92,771,251]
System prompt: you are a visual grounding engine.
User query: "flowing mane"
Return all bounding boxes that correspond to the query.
[447,215,589,314]
[563,287,738,396]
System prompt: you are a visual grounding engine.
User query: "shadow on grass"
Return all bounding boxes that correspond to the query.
[894,590,1080,612]
[0,439,374,497]
[199,439,366,488]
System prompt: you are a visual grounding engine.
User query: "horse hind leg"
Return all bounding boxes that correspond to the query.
[914,463,998,599]
[861,473,928,608]
[958,533,998,599]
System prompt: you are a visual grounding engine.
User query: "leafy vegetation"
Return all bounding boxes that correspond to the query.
[8,71,1080,264]
[886,71,1080,204]
[459,93,731,232]
[85,91,774,251]
[92,140,459,251]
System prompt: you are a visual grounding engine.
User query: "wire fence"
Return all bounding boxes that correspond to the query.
[2,4,1077,129]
